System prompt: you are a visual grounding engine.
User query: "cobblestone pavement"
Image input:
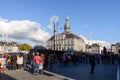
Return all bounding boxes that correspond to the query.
[0,63,117,80]
[0,70,73,80]
[49,63,117,80]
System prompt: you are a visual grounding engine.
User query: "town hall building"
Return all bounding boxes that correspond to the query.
[46,17,86,52]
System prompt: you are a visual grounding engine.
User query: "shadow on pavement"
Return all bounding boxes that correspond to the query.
[43,70,73,80]
[43,71,54,76]
[0,73,16,80]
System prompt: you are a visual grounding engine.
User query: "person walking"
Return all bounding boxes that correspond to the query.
[118,49,120,64]
[17,54,23,71]
[33,52,44,75]
[40,53,44,74]
[89,53,96,74]
[48,54,54,69]
[6,54,12,70]
[11,54,17,70]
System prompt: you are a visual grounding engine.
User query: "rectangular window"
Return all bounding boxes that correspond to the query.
[63,41,64,44]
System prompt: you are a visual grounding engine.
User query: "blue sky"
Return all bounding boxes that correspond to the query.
[0,0,120,45]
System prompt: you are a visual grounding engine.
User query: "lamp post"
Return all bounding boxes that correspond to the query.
[50,16,59,55]
[88,32,92,53]
[88,37,90,53]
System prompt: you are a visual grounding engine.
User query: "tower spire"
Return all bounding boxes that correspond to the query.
[64,17,71,33]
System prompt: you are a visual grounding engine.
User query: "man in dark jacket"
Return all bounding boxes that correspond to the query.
[11,54,17,70]
[89,54,96,74]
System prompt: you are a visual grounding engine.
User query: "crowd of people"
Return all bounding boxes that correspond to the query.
[0,51,120,75]
[0,53,28,71]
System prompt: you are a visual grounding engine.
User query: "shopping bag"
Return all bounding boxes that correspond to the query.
[39,63,43,70]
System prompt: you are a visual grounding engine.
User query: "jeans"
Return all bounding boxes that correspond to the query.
[18,64,23,69]
[34,64,39,75]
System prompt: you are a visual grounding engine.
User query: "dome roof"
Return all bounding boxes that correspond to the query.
[64,17,71,33]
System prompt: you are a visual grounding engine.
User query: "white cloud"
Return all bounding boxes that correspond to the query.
[0,17,51,44]
[79,35,111,49]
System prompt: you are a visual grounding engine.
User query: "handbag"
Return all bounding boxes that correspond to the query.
[39,63,43,70]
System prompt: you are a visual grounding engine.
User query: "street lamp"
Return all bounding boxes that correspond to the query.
[88,32,92,53]
[88,37,90,53]
[50,16,59,55]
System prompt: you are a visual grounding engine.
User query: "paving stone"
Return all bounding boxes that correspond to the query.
[0,63,117,80]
